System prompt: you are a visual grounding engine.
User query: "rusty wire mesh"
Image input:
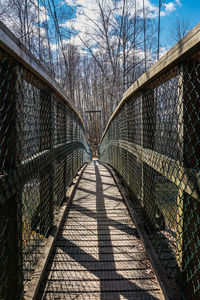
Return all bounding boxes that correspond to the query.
[99,54,200,299]
[0,47,91,299]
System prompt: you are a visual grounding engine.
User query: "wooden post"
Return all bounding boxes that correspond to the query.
[176,59,200,298]
[142,89,157,230]
[176,65,184,271]
[63,104,67,197]
[65,108,70,188]
[39,89,53,235]
[126,102,130,186]
[0,57,23,298]
[140,95,144,207]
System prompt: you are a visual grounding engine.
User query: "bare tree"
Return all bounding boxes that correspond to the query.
[168,16,191,45]
[0,0,157,152]
[0,0,54,72]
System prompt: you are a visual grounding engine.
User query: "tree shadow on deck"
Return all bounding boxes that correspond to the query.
[38,161,161,300]
[81,176,117,188]
[76,186,123,203]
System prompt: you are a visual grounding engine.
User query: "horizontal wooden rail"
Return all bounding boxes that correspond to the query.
[101,140,199,200]
[0,141,90,206]
[101,22,200,141]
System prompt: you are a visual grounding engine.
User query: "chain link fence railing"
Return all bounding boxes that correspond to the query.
[99,24,200,300]
[0,27,91,299]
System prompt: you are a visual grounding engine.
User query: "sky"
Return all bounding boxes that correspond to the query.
[57,0,200,54]
[156,0,200,48]
[1,0,199,58]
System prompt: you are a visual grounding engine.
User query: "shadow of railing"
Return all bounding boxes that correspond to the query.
[39,161,161,299]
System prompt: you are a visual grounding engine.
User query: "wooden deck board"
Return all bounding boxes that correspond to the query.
[37,291,162,300]
[36,161,164,299]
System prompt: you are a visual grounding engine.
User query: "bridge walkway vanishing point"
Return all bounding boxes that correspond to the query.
[36,161,164,300]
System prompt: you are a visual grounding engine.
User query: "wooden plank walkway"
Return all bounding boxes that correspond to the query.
[36,161,164,299]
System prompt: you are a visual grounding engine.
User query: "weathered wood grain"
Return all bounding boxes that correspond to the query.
[37,162,164,300]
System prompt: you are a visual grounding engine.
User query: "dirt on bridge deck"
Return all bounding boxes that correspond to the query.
[36,161,164,300]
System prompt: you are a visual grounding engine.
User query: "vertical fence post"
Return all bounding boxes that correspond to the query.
[75,119,78,173]
[63,104,67,196]
[66,108,69,188]
[0,60,23,298]
[81,128,84,166]
[140,95,144,207]
[126,102,130,186]
[50,93,55,222]
[176,65,184,274]
[125,103,129,183]
[142,89,157,230]
[176,60,200,297]
[72,114,74,178]
[39,89,53,235]
[68,112,72,184]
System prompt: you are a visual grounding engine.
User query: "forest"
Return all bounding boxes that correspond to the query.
[0,0,190,152]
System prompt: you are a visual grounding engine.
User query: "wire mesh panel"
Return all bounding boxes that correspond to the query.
[55,98,66,145]
[127,95,142,145]
[54,160,66,211]
[0,41,91,299]
[99,42,200,298]
[0,51,23,299]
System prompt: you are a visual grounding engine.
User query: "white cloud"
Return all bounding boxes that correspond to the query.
[63,0,77,5]
[60,0,102,50]
[66,34,84,48]
[161,2,176,16]
[0,0,49,37]
[159,47,168,58]
[136,0,157,18]
[30,0,49,23]
[60,0,179,51]
[176,0,182,6]
[123,0,178,19]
